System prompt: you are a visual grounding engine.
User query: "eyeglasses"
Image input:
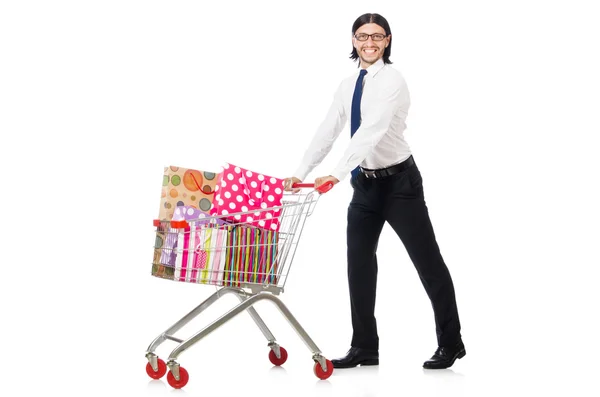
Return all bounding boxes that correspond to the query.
[354,33,388,42]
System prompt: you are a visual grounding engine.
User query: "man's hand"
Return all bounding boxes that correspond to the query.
[284,177,302,193]
[314,175,339,191]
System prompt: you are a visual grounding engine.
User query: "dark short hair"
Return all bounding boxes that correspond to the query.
[350,13,393,65]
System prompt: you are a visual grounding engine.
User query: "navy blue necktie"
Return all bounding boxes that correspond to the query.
[350,69,368,180]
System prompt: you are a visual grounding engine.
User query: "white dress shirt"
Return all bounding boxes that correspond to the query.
[293,58,412,182]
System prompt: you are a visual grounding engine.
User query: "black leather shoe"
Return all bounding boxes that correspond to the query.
[331,347,379,369]
[423,341,466,369]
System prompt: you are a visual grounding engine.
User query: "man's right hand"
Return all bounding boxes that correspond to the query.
[284,177,302,193]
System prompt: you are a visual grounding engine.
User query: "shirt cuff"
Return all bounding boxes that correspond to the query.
[330,168,348,183]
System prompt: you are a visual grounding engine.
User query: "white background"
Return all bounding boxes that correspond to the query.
[1,0,599,396]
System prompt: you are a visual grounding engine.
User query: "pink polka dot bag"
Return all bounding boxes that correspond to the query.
[210,163,285,232]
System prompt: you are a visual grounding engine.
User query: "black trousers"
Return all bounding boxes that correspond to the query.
[347,158,462,350]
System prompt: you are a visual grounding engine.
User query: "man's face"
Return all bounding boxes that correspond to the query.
[352,23,390,68]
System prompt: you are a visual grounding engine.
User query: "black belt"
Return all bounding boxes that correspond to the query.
[360,156,415,179]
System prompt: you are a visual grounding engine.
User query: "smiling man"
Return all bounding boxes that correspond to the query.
[286,14,466,369]
[285,13,466,370]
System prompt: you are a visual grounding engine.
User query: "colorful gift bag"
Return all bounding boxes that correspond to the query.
[208,226,228,285]
[221,226,279,286]
[158,226,179,267]
[161,206,230,269]
[195,227,229,284]
[191,228,209,284]
[158,166,219,221]
[173,223,230,284]
[152,223,175,280]
[211,163,285,231]
[172,206,230,226]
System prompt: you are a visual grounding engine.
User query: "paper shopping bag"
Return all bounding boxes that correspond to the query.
[162,206,230,272]
[172,223,230,285]
[158,166,219,221]
[221,225,279,286]
[210,163,285,231]
[152,222,175,280]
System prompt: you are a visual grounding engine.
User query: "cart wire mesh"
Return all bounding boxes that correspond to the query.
[152,188,321,294]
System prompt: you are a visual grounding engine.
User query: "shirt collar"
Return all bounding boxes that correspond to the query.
[360,58,385,78]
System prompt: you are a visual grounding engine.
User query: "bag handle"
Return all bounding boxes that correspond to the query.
[189,171,215,195]
[240,177,266,207]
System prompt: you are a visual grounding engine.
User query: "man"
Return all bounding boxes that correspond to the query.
[284,13,465,370]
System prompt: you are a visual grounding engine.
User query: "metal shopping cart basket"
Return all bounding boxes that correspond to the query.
[145,182,334,389]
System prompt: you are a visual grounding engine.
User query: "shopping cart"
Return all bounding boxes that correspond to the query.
[145,182,334,389]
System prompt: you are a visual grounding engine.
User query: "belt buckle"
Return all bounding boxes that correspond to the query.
[360,167,377,179]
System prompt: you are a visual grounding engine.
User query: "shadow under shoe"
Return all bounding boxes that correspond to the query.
[423,341,466,369]
[331,347,379,369]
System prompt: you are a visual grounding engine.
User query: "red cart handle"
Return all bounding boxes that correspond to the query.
[292,182,334,194]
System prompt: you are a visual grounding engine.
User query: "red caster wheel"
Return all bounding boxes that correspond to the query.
[269,346,288,366]
[166,367,189,389]
[146,357,167,379]
[314,359,334,380]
